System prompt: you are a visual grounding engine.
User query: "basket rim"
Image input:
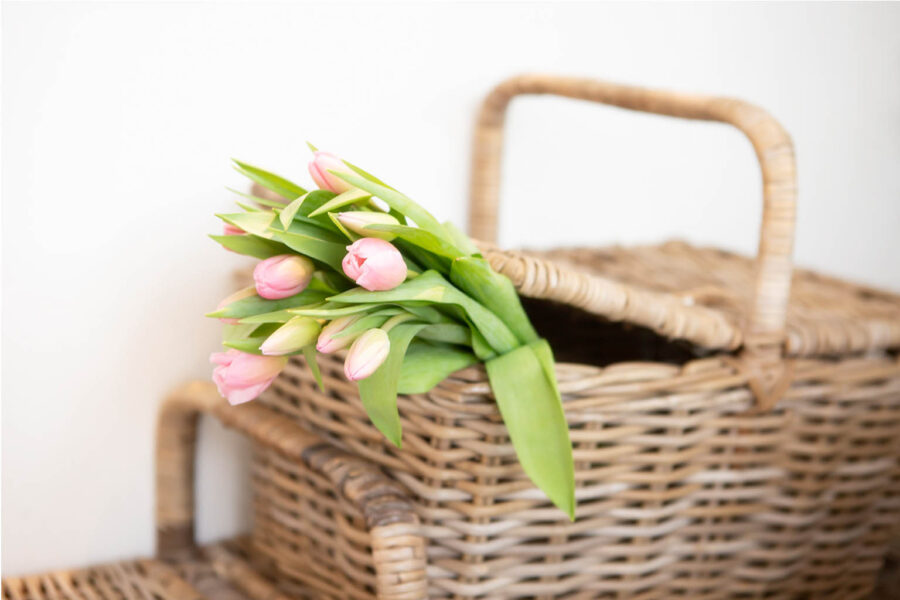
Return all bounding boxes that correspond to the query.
[478,241,900,359]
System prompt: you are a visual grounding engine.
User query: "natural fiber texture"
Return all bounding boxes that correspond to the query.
[482,242,900,358]
[257,350,900,599]
[2,560,206,600]
[235,74,900,598]
[155,381,427,600]
[1,540,298,600]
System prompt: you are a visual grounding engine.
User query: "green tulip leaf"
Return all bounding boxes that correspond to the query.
[329,172,452,243]
[342,159,396,190]
[443,221,482,257]
[209,234,289,259]
[397,341,478,394]
[366,223,463,259]
[208,289,329,319]
[238,310,297,324]
[269,218,347,244]
[308,188,373,217]
[416,323,471,345]
[331,312,393,339]
[217,211,277,238]
[470,327,496,360]
[289,302,378,318]
[268,229,347,272]
[223,336,266,355]
[485,342,575,520]
[232,159,306,200]
[396,303,447,324]
[450,256,538,345]
[302,345,325,392]
[329,271,518,355]
[279,193,308,229]
[394,239,450,275]
[293,189,337,219]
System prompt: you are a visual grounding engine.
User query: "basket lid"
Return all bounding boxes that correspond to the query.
[482,241,900,358]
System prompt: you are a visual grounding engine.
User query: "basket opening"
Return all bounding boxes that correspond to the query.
[521,297,706,366]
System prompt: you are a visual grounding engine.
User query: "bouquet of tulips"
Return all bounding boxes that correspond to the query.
[207,147,576,518]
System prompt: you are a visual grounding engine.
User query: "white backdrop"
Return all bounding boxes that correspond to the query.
[3,2,899,575]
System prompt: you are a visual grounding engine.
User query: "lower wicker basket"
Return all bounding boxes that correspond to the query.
[251,348,900,600]
[239,75,900,599]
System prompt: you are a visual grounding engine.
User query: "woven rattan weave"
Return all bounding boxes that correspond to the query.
[243,75,900,599]
[2,560,202,600]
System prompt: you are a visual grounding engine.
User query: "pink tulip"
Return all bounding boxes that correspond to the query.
[253,254,315,299]
[216,286,257,325]
[211,349,288,405]
[316,314,363,354]
[343,329,390,381]
[223,223,244,236]
[308,151,355,194]
[342,238,407,291]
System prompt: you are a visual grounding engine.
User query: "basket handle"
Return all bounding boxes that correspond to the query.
[468,74,797,407]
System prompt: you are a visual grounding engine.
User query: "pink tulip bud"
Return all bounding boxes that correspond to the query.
[253,254,315,299]
[223,223,244,236]
[336,212,399,241]
[216,286,257,325]
[259,317,321,356]
[308,151,355,194]
[211,349,288,405]
[315,315,362,353]
[343,329,390,381]
[342,238,407,291]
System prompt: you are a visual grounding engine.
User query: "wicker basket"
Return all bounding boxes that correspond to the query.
[246,75,900,599]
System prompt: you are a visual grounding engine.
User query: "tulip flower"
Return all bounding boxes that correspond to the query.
[216,286,257,325]
[336,212,399,241]
[253,254,315,299]
[316,314,363,354]
[343,328,390,381]
[259,317,321,356]
[211,349,288,405]
[342,238,407,291]
[308,151,355,194]
[223,223,244,236]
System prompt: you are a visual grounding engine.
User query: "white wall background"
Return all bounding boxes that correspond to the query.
[3,1,899,575]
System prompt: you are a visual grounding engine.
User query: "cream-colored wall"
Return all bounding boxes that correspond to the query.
[3,1,899,575]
